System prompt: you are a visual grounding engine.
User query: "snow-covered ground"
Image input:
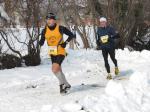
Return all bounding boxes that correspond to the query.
[0,48,150,112]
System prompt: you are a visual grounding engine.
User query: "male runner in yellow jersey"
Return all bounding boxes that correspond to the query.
[39,13,75,94]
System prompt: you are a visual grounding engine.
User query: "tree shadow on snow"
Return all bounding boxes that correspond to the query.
[119,69,134,77]
[69,83,106,94]
[114,69,134,80]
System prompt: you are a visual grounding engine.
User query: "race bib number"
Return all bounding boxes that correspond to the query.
[48,46,58,55]
[100,35,109,43]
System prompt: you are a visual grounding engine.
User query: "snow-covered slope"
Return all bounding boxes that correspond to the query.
[0,49,150,112]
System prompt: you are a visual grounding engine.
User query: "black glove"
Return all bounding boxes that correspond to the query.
[60,41,68,48]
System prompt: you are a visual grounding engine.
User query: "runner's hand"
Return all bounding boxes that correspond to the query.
[60,41,68,48]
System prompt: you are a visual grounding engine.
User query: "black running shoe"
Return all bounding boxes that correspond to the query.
[65,84,71,90]
[60,84,67,94]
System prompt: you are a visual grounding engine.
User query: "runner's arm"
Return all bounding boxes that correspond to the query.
[59,26,76,43]
[39,28,46,46]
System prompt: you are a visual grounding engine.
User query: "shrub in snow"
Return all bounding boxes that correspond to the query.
[23,53,41,66]
[0,54,21,69]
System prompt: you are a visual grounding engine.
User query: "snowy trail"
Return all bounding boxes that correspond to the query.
[0,69,106,111]
[0,49,150,112]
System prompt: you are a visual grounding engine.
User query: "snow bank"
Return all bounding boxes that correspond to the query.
[36,71,150,112]
[81,72,150,112]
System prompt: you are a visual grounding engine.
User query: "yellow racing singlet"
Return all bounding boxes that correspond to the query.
[45,24,66,56]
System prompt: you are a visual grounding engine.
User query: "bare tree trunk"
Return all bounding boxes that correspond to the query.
[56,0,90,48]
[0,39,2,54]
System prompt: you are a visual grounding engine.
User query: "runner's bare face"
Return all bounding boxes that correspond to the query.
[100,21,107,27]
[47,18,56,26]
